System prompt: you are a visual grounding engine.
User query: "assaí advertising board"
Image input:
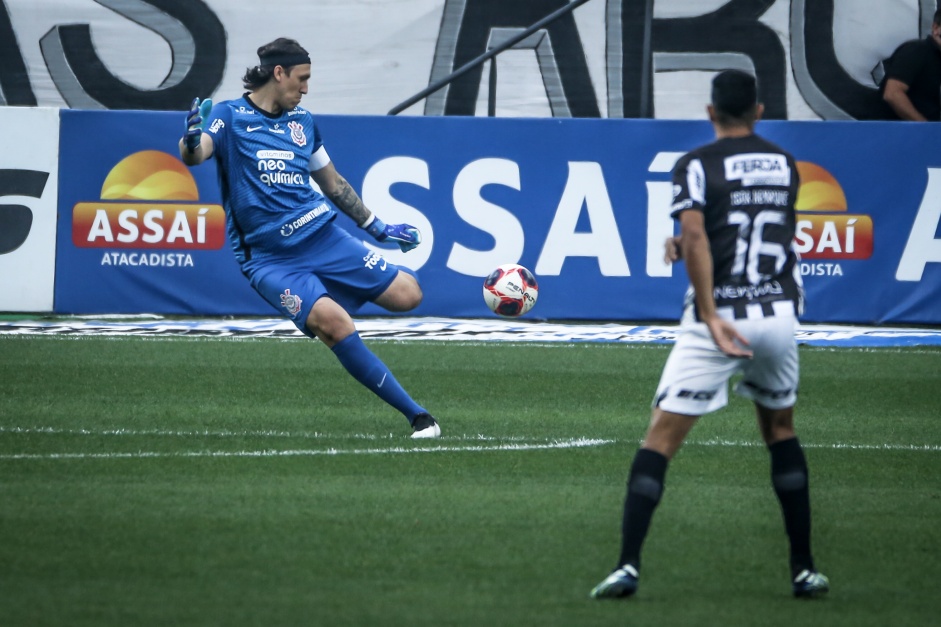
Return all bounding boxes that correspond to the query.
[53,111,941,324]
[55,110,270,315]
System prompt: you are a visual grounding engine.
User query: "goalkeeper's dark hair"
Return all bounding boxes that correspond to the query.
[711,69,759,126]
[242,38,310,90]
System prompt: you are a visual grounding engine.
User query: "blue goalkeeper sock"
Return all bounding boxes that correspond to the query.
[330,332,426,423]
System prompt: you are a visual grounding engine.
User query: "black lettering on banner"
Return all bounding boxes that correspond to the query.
[636,0,787,119]
[40,0,226,110]
[427,0,600,117]
[792,0,892,120]
[608,0,653,119]
[0,169,49,255]
[0,0,37,105]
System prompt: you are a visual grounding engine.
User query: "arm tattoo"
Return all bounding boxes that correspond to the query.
[326,174,370,226]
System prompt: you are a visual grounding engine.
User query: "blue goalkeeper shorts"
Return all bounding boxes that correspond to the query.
[244,221,402,337]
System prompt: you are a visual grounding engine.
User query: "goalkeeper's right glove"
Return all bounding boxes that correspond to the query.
[183,97,213,153]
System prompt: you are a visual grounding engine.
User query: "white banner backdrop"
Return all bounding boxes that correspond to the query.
[0,107,59,311]
[1,0,933,119]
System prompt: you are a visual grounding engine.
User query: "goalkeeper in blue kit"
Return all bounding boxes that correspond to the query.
[178,37,439,438]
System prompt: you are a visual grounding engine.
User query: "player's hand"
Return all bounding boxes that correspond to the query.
[183,97,213,153]
[364,217,422,252]
[664,236,683,264]
[705,316,753,358]
[382,223,422,252]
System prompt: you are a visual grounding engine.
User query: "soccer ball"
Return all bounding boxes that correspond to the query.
[483,264,538,317]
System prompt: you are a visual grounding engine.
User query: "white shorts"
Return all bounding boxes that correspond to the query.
[653,314,799,415]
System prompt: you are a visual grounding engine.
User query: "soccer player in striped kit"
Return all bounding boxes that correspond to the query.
[591,70,827,599]
[179,37,439,438]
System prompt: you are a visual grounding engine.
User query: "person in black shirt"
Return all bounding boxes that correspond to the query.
[881,9,941,121]
[590,70,828,600]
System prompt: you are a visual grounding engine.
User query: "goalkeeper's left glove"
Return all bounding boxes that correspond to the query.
[183,97,213,153]
[362,215,421,252]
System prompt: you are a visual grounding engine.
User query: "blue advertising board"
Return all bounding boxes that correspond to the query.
[55,110,941,324]
[56,109,270,316]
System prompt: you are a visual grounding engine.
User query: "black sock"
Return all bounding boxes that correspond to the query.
[769,437,815,576]
[617,448,669,570]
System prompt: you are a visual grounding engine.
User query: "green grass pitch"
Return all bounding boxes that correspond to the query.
[1,334,939,626]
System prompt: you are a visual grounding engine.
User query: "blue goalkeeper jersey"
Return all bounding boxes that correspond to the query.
[203,95,337,264]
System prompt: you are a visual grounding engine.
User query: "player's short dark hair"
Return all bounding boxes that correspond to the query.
[934,9,941,26]
[711,69,758,124]
[242,38,310,90]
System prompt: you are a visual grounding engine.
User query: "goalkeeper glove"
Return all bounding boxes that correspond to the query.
[362,216,421,252]
[183,97,213,153]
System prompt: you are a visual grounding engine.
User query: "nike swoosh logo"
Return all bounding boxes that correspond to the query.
[377,373,387,388]
[246,125,263,132]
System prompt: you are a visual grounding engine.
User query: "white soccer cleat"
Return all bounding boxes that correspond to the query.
[792,569,829,598]
[591,564,639,599]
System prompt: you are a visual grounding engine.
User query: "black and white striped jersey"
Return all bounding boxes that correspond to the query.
[670,134,804,322]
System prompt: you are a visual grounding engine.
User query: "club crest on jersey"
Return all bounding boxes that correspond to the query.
[280,289,302,316]
[288,121,307,147]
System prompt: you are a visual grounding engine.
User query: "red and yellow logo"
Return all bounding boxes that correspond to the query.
[72,150,225,249]
[794,161,872,260]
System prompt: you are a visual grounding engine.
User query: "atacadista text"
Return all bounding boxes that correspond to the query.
[100,252,194,267]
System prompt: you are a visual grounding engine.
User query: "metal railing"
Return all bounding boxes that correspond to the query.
[387,0,594,116]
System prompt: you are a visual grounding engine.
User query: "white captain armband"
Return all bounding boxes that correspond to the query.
[308,146,331,171]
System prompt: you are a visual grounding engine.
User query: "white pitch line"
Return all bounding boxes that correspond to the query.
[0,438,614,461]
[2,426,939,459]
[686,438,941,452]
[0,425,532,443]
